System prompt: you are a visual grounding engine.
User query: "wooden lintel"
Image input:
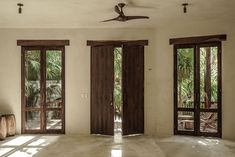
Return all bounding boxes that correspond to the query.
[87,40,148,46]
[17,40,70,46]
[169,34,226,45]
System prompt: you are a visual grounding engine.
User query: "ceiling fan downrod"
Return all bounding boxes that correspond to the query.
[17,3,24,14]
[182,3,189,13]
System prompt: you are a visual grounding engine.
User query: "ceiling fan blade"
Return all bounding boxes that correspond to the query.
[128,5,154,9]
[101,17,119,22]
[126,0,155,9]
[126,16,149,21]
[114,5,121,15]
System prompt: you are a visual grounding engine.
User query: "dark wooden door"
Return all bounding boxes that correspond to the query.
[122,45,144,135]
[91,46,114,135]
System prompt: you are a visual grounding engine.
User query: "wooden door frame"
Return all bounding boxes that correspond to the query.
[173,42,222,137]
[21,46,65,134]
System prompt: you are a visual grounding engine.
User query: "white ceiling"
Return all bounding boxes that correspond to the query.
[0,0,235,28]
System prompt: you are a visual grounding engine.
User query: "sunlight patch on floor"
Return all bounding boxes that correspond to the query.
[0,148,14,156]
[111,149,122,157]
[28,138,50,147]
[0,135,59,157]
[205,138,220,144]
[198,140,207,146]
[7,148,41,157]
[3,136,35,146]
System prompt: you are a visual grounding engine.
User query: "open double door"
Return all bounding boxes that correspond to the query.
[90,43,145,136]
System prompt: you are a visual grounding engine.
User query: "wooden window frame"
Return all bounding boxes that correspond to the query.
[173,41,222,138]
[169,34,226,45]
[19,40,68,134]
[17,40,69,46]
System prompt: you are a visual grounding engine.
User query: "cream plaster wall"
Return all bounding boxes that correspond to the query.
[152,20,235,140]
[0,20,235,140]
[0,28,156,135]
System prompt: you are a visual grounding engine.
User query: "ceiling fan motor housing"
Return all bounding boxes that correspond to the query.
[101,3,150,22]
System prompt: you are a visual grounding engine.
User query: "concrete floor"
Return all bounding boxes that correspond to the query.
[0,135,234,157]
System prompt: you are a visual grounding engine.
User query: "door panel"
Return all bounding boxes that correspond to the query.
[177,47,195,109]
[46,110,62,130]
[178,111,194,131]
[46,50,62,109]
[122,45,144,135]
[23,49,42,133]
[91,46,114,135]
[45,49,64,133]
[24,50,41,109]
[199,46,218,109]
[25,111,41,130]
[174,46,196,135]
[200,112,218,133]
[198,44,221,137]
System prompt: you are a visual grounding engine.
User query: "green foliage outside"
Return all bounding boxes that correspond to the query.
[114,48,122,118]
[200,47,218,105]
[177,48,194,108]
[177,47,218,109]
[25,51,62,112]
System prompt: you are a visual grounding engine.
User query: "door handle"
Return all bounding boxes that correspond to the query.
[195,93,199,109]
[110,91,113,106]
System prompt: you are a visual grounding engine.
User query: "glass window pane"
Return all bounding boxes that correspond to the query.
[178,111,194,131]
[200,112,218,133]
[177,48,194,108]
[46,50,62,108]
[46,111,62,130]
[211,47,218,106]
[200,47,218,109]
[25,111,40,130]
[25,50,41,108]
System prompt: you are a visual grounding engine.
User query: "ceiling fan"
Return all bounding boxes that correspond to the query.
[101,3,149,22]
